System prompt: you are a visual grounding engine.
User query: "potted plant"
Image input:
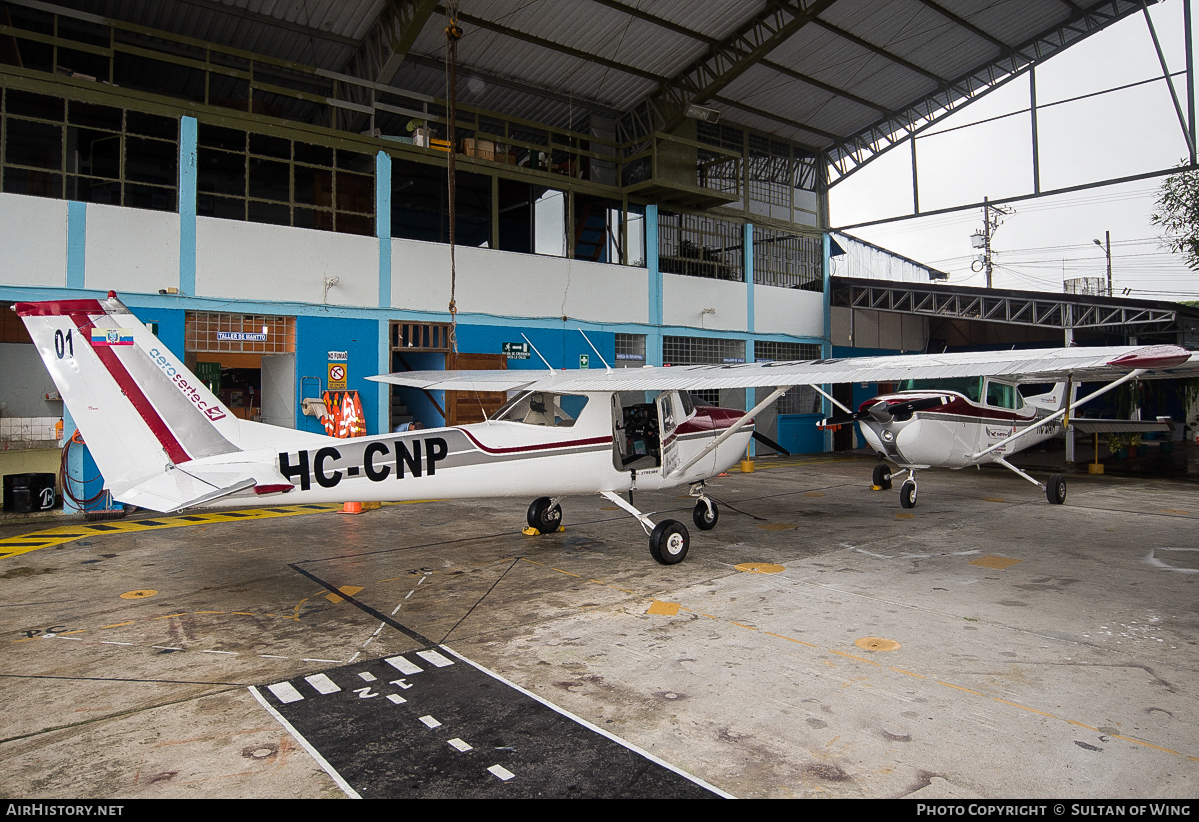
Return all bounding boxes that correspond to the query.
[1105,433,1128,459]
[1128,433,1145,457]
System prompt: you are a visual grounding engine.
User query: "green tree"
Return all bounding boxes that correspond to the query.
[1152,163,1199,270]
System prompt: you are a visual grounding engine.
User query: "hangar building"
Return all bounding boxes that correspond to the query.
[0,0,1168,490]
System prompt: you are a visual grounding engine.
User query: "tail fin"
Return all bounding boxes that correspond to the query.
[1025,381,1074,413]
[15,293,249,505]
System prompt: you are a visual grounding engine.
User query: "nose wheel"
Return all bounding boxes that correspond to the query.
[692,499,718,530]
[527,497,563,534]
[899,479,918,508]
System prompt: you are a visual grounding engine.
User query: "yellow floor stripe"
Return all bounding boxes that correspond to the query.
[0,503,345,559]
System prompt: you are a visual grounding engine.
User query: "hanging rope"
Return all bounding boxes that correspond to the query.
[445,4,462,356]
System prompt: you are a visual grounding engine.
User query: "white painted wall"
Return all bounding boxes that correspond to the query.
[85,203,180,294]
[0,194,66,288]
[663,274,747,332]
[754,284,824,337]
[196,217,378,306]
[391,239,649,324]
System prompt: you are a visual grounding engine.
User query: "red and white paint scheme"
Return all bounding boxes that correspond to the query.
[15,293,1199,563]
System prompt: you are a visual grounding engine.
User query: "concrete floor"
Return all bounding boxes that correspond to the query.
[1,453,1197,799]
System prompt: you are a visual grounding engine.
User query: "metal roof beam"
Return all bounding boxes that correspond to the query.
[826,1,1156,182]
[809,18,949,87]
[437,5,667,84]
[170,0,360,48]
[337,0,440,85]
[590,0,892,116]
[624,0,841,138]
[710,96,839,145]
[915,0,1012,54]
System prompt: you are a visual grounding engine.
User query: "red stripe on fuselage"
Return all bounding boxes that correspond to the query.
[866,393,1034,423]
[68,312,192,465]
[457,428,611,455]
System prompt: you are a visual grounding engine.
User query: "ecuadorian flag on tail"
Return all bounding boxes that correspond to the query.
[91,328,134,346]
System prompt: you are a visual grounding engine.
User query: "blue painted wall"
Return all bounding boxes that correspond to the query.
[129,305,187,361]
[295,316,380,435]
[456,323,615,371]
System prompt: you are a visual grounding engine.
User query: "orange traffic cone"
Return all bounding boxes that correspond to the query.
[342,501,363,514]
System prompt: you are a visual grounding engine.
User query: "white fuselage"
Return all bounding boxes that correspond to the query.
[193,391,753,508]
[857,387,1063,469]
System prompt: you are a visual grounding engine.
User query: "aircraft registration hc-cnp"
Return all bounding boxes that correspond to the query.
[15,293,1199,564]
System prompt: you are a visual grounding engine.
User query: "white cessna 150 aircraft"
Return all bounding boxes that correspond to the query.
[15,293,1199,565]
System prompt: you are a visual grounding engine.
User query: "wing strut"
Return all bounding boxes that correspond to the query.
[972,369,1144,462]
[670,386,790,478]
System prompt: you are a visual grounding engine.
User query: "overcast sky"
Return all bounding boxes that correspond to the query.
[827,0,1197,301]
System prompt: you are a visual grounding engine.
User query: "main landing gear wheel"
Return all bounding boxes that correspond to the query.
[1046,473,1067,505]
[899,480,918,509]
[873,463,893,490]
[692,500,719,531]
[650,520,690,565]
[527,497,562,534]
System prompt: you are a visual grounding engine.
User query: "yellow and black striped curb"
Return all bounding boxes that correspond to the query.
[0,502,416,560]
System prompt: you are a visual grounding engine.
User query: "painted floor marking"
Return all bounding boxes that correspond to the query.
[386,655,423,675]
[268,681,304,704]
[248,686,360,800]
[306,674,340,695]
[518,556,1198,763]
[416,649,454,668]
[0,503,345,559]
[0,499,439,560]
[255,649,729,797]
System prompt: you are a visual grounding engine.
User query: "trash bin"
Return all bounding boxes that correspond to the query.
[3,473,57,513]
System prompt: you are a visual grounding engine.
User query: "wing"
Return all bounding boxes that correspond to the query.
[369,345,1199,392]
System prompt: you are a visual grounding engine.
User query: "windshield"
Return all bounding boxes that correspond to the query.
[899,377,982,403]
[494,392,589,427]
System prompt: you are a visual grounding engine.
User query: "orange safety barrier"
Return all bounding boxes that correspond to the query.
[321,390,367,439]
[319,390,369,514]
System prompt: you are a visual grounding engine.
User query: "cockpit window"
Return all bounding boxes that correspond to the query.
[494,392,588,426]
[899,377,982,402]
[985,380,1021,410]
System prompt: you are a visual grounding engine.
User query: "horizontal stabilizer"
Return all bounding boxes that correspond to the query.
[113,461,293,513]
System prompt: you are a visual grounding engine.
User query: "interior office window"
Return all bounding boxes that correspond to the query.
[0,89,177,210]
[498,179,531,253]
[534,187,565,257]
[390,158,489,247]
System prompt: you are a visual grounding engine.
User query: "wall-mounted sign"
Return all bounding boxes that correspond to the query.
[579,354,590,369]
[502,342,530,360]
[616,353,644,361]
[217,331,268,342]
[328,363,347,390]
[327,350,348,361]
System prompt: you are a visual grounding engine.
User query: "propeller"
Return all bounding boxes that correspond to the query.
[820,395,951,428]
[752,430,790,456]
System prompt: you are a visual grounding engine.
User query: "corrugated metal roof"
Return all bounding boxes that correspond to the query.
[24,0,1152,171]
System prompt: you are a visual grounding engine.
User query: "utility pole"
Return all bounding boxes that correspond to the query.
[1093,231,1112,296]
[970,196,1014,288]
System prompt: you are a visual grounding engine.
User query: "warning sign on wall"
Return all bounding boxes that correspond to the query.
[328,363,348,390]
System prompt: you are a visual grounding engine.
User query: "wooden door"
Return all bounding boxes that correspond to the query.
[445,352,508,426]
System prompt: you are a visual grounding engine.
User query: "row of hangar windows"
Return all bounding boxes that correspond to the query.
[0,86,824,289]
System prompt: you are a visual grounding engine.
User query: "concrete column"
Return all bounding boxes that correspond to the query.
[646,204,662,366]
[178,116,197,296]
[66,201,86,290]
[376,150,393,436]
[745,222,755,455]
[822,232,833,452]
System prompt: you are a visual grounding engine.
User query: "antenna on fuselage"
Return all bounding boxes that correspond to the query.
[576,328,613,373]
[521,333,555,373]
